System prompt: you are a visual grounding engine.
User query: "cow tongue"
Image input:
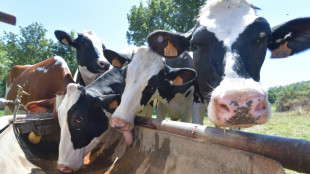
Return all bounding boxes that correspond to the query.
[123,131,133,146]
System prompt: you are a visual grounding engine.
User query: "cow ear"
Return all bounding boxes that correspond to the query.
[25,99,55,114]
[169,68,196,86]
[268,17,310,58]
[104,49,131,68]
[101,94,121,112]
[147,30,191,59]
[66,83,83,99]
[54,30,77,48]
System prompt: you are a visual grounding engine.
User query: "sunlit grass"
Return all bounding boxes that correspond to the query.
[0,109,4,117]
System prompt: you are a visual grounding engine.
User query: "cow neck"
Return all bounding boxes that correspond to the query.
[77,65,100,86]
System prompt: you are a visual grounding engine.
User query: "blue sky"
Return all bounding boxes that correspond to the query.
[1,0,310,88]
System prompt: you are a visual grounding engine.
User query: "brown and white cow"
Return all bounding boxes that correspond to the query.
[4,56,72,115]
[148,0,310,128]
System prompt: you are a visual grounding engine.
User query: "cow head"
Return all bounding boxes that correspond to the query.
[148,0,310,128]
[105,40,196,145]
[56,83,120,173]
[55,30,110,85]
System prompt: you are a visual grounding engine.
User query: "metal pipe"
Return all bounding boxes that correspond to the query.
[135,116,310,173]
[0,11,16,25]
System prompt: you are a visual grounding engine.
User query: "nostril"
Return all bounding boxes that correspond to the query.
[254,100,266,115]
[219,103,230,114]
[98,61,105,67]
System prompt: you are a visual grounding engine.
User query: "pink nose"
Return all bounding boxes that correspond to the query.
[110,117,131,131]
[212,93,269,127]
[57,164,73,173]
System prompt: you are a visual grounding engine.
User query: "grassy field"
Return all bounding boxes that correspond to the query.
[202,112,310,174]
[203,112,310,141]
[0,109,3,116]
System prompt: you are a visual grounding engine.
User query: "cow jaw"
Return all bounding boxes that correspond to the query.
[78,65,98,86]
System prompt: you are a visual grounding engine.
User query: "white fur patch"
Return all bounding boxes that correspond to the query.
[197,0,257,47]
[112,46,164,124]
[223,51,239,78]
[33,66,48,73]
[78,65,97,86]
[53,56,71,75]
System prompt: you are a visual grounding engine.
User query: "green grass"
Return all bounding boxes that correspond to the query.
[203,112,310,141]
[202,112,310,174]
[0,109,4,117]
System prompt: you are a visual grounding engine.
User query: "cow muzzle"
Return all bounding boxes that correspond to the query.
[209,92,271,128]
[110,117,133,146]
[57,164,74,173]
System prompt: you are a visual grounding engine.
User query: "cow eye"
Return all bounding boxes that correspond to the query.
[75,116,84,123]
[146,85,156,92]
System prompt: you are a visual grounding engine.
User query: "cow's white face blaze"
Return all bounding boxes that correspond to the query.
[111,47,164,131]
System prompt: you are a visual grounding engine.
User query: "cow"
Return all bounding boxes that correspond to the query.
[26,54,131,173]
[146,0,310,128]
[24,30,111,115]
[4,56,72,115]
[106,43,197,144]
[54,30,111,86]
[135,51,195,123]
[156,51,195,122]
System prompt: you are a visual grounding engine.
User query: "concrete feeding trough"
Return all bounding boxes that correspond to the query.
[1,114,309,173]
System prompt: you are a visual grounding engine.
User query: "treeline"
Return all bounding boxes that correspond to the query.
[0,22,77,98]
[268,81,310,112]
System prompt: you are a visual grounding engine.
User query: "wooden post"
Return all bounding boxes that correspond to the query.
[135,116,310,173]
[0,10,16,25]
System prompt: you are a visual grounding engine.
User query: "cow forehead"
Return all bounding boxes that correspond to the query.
[126,47,164,81]
[197,0,258,47]
[79,30,104,57]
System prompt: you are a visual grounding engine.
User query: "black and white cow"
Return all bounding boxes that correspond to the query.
[106,43,196,142]
[56,65,127,173]
[156,51,196,122]
[147,0,310,128]
[27,54,131,172]
[55,30,111,86]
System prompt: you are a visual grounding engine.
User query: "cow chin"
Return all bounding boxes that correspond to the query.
[207,78,271,128]
[57,148,84,173]
[110,116,134,146]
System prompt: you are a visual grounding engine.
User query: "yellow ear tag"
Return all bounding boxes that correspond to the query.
[271,41,292,58]
[109,100,119,109]
[61,38,69,46]
[112,57,121,68]
[173,75,183,86]
[164,41,178,57]
[84,152,91,165]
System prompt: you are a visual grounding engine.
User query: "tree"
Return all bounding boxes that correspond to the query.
[126,0,205,46]
[51,31,77,74]
[1,22,54,66]
[0,42,11,97]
